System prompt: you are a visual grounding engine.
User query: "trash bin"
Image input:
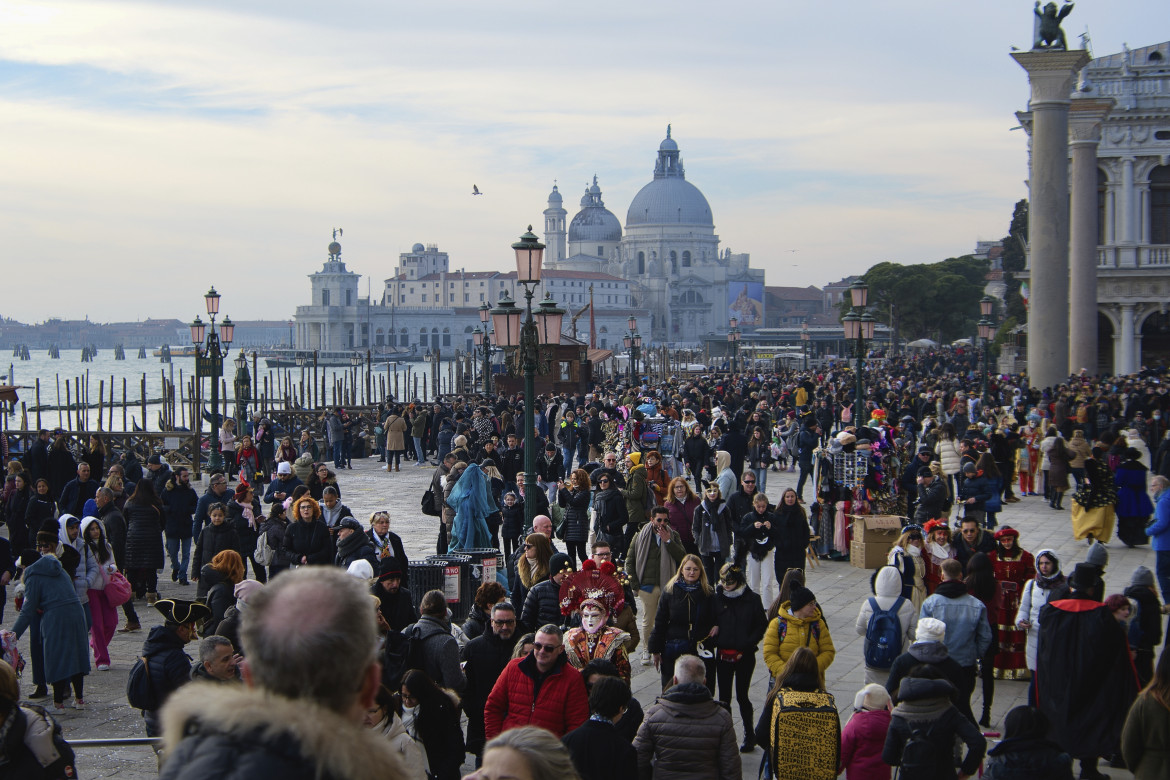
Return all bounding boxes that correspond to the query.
[459,548,505,591]
[407,560,446,605]
[425,554,473,622]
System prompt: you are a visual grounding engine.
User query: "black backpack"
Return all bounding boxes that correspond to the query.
[421,487,440,517]
[380,625,424,692]
[126,654,160,711]
[896,721,940,779]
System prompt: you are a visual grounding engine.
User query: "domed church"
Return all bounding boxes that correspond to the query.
[542,126,764,344]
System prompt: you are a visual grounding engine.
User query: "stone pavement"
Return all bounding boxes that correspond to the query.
[6,454,1151,778]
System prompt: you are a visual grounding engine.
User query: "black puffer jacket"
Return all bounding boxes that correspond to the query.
[460,626,519,754]
[593,487,628,537]
[24,494,57,545]
[557,486,591,543]
[521,578,563,633]
[647,584,717,654]
[882,677,986,780]
[140,625,194,737]
[161,482,199,539]
[193,521,241,598]
[201,566,234,637]
[227,498,264,561]
[714,585,768,653]
[123,499,165,570]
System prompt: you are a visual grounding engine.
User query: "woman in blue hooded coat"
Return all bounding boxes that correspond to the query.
[448,463,497,553]
[13,532,91,709]
[1115,448,1154,547]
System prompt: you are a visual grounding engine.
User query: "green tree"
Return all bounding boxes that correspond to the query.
[857,255,990,344]
[1001,199,1029,323]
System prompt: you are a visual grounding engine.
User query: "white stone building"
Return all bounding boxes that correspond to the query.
[542,127,766,344]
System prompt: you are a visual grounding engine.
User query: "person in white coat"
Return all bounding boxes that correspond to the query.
[365,688,429,780]
[1014,548,1065,705]
[855,565,919,685]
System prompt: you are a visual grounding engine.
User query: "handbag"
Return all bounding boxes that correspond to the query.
[421,486,440,517]
[103,571,133,607]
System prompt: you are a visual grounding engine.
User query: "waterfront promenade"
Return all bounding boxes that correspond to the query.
[6,452,1145,778]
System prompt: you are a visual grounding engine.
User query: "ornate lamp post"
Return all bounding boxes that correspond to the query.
[233,350,251,442]
[843,279,872,419]
[801,322,810,371]
[491,227,565,531]
[190,286,233,473]
[479,302,492,394]
[727,316,741,374]
[979,296,997,408]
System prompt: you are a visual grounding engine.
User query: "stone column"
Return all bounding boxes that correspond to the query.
[1119,303,1136,375]
[1120,157,1138,267]
[1013,50,1091,389]
[1068,98,1114,375]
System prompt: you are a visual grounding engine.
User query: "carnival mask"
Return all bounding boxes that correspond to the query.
[581,604,606,634]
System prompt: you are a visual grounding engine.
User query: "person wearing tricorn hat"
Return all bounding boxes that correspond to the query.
[1037,562,1139,780]
[135,598,212,737]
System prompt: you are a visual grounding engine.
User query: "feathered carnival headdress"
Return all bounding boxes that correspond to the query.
[559,559,625,618]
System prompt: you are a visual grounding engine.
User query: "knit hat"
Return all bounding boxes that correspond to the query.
[377,556,404,581]
[853,683,891,712]
[916,617,946,643]
[789,585,816,613]
[35,530,58,548]
[1131,565,1155,588]
[627,452,642,467]
[233,579,264,604]
[549,552,573,576]
[1086,541,1109,569]
[917,466,933,478]
[276,462,292,475]
[147,454,163,465]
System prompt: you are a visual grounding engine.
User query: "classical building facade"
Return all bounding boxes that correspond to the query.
[1084,42,1170,373]
[294,240,648,355]
[543,127,766,344]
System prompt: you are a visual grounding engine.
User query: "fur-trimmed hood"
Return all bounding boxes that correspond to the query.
[160,682,404,780]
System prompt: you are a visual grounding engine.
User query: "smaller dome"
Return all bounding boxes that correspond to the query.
[659,123,678,151]
[548,184,562,204]
[411,243,425,253]
[328,241,342,255]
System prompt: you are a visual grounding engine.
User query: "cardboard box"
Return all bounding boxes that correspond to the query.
[850,515,903,544]
[851,538,893,569]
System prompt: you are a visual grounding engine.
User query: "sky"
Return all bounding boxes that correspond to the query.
[1,0,1165,324]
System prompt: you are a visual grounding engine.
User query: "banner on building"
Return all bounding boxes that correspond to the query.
[727,281,765,328]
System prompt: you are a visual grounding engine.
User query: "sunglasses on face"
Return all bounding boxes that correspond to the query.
[492,619,516,626]
[533,642,561,653]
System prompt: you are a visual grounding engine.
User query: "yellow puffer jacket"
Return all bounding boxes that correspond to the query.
[762,603,836,678]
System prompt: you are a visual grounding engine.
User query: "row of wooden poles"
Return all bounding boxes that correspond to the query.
[8,353,473,434]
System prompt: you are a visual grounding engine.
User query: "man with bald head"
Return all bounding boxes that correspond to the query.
[157,567,405,780]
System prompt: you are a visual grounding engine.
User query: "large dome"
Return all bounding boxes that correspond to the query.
[568,175,622,244]
[626,178,713,227]
[626,126,714,228]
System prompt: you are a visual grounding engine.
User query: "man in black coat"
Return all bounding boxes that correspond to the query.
[953,517,996,571]
[333,518,378,572]
[461,601,519,765]
[58,462,100,519]
[26,429,50,484]
[563,676,637,780]
[161,467,199,586]
[720,419,748,482]
[1037,563,1139,780]
[139,599,210,737]
[263,462,303,505]
[371,556,417,632]
[899,448,933,518]
[145,454,173,498]
[192,474,230,537]
[725,473,768,566]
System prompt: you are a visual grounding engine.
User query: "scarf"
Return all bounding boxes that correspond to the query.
[722,585,745,599]
[370,529,392,557]
[675,580,700,593]
[891,697,952,724]
[237,500,256,529]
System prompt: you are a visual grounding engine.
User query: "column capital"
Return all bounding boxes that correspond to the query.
[1012,50,1092,106]
[1068,97,1115,144]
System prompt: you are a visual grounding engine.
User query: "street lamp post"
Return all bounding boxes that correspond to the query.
[979,296,997,408]
[842,280,872,420]
[190,287,234,473]
[491,227,565,532]
[727,316,740,374]
[801,322,810,371]
[350,353,362,405]
[233,351,251,443]
[479,303,492,394]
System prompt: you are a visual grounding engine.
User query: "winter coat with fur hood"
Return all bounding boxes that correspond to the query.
[158,682,406,780]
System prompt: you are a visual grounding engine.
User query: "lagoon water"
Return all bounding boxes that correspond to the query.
[3,349,457,432]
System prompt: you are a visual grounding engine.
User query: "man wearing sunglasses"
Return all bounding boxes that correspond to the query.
[461,602,520,765]
[484,624,589,740]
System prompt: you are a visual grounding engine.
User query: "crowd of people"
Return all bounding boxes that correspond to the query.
[3,348,1170,779]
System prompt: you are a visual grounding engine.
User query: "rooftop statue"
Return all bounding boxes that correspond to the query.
[1033,1,1074,50]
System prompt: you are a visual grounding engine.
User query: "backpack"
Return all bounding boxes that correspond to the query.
[766,689,840,780]
[254,529,276,566]
[421,486,440,517]
[126,654,160,711]
[863,596,905,669]
[896,721,941,778]
[380,625,424,693]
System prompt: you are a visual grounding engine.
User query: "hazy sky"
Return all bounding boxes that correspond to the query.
[2,1,1163,324]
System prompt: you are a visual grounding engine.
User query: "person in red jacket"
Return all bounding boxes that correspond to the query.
[483,624,589,739]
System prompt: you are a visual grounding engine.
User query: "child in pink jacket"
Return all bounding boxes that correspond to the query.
[839,683,893,780]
